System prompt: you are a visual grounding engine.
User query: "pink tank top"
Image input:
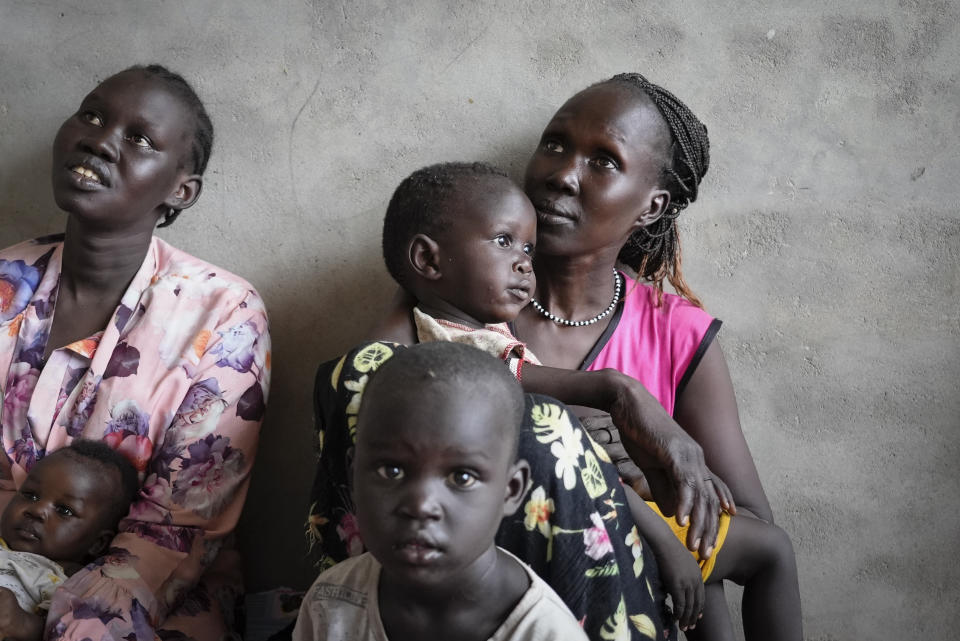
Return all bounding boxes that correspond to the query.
[583,273,720,416]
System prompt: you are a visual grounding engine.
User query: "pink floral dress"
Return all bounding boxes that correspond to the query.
[0,234,271,640]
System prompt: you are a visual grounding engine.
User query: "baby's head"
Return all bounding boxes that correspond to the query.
[353,342,530,591]
[1,440,139,566]
[382,162,537,327]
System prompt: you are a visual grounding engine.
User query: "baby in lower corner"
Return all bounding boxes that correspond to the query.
[293,342,588,641]
[0,440,138,635]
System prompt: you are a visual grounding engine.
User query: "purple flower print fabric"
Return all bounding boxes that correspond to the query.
[0,235,270,640]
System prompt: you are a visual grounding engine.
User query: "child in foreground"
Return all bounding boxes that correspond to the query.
[293,342,588,641]
[380,161,802,639]
[0,440,138,640]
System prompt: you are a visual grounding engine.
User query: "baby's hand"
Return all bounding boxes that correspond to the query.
[0,588,43,641]
[655,541,705,632]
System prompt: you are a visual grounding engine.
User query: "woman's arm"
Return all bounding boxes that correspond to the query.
[673,340,773,522]
[521,364,734,557]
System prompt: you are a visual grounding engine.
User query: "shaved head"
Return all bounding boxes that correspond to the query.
[360,342,525,457]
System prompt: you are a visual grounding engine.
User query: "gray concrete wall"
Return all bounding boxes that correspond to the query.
[1,1,957,638]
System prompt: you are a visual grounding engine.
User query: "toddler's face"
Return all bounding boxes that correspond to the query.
[353,380,525,591]
[431,182,537,326]
[1,452,118,564]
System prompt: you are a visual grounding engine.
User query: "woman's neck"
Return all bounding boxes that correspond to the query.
[60,217,154,300]
[532,250,620,321]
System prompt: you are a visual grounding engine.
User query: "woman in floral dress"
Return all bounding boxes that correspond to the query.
[0,65,270,640]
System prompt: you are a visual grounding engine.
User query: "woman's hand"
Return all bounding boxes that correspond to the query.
[584,413,736,520]
[0,588,43,641]
[521,364,733,556]
[581,414,647,490]
[605,369,735,558]
[620,428,729,559]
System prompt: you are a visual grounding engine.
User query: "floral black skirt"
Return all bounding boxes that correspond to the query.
[306,341,676,640]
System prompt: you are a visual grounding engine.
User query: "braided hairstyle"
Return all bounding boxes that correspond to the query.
[121,65,214,228]
[599,73,710,308]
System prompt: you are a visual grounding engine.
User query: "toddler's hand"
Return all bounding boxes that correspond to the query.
[655,542,705,632]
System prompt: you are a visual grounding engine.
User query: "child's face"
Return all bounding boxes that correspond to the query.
[353,380,528,591]
[51,69,198,232]
[431,181,537,326]
[1,453,118,564]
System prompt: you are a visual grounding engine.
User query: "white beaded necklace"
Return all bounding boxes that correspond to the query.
[530,269,622,327]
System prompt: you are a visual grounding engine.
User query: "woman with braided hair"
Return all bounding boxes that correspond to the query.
[514,73,802,639]
[335,72,800,639]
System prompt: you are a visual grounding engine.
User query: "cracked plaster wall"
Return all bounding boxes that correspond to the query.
[0,1,957,639]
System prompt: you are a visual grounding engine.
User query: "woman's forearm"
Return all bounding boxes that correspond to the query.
[521,365,702,472]
[673,341,774,522]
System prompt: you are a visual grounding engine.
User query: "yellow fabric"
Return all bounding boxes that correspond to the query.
[645,501,731,581]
